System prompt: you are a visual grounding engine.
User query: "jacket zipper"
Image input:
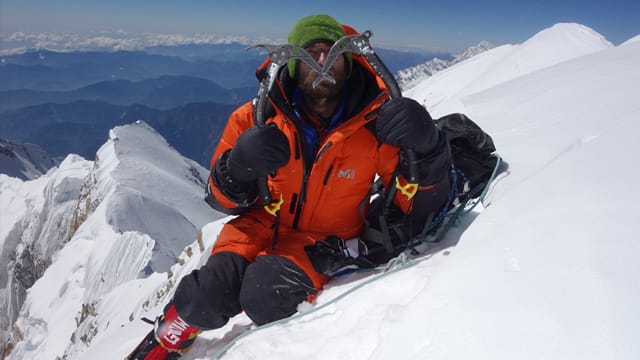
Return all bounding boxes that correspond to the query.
[285,91,383,230]
[323,165,334,185]
[293,140,335,229]
[315,142,333,162]
[292,147,310,229]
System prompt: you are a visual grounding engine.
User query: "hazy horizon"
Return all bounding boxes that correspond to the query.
[2,0,639,53]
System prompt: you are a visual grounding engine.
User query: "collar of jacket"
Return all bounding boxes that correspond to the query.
[256,61,387,132]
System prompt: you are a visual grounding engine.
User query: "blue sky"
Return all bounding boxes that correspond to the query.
[2,0,639,52]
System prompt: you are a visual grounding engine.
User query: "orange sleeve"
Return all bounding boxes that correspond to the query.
[207,101,255,209]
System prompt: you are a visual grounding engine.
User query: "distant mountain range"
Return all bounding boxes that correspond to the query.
[0,45,441,92]
[397,41,495,90]
[0,100,234,167]
[0,75,256,111]
[0,49,264,91]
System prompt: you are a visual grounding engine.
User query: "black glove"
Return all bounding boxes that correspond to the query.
[376,97,439,155]
[228,125,290,183]
[304,236,375,276]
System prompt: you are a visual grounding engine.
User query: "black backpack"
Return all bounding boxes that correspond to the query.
[435,113,498,196]
[358,112,501,266]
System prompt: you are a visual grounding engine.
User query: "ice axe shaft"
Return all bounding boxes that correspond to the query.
[337,30,419,183]
[247,44,334,204]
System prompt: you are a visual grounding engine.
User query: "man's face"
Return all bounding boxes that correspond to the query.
[296,42,348,99]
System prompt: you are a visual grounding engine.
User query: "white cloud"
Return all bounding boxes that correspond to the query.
[0,31,271,55]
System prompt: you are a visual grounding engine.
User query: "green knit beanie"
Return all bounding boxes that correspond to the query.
[287,14,353,79]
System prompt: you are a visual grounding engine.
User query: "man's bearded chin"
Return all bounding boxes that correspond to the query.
[305,76,343,97]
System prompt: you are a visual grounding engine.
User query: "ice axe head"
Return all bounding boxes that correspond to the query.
[247,31,375,88]
[247,44,337,87]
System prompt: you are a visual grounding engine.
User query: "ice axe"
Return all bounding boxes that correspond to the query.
[331,30,420,187]
[246,43,345,205]
[299,30,420,186]
[246,30,418,205]
[244,45,310,205]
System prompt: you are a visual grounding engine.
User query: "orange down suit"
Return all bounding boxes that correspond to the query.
[206,49,426,291]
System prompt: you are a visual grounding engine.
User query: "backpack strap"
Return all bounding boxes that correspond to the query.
[418,152,502,244]
[360,169,400,255]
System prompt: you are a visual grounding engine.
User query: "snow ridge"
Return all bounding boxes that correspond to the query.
[0,155,92,357]
[397,41,494,90]
[2,121,223,359]
[405,22,614,116]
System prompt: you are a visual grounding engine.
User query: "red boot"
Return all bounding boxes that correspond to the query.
[126,304,201,360]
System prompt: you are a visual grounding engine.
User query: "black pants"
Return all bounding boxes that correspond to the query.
[173,252,315,329]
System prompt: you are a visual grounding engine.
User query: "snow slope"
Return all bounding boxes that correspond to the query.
[405,23,613,116]
[0,154,91,355]
[397,41,494,91]
[366,31,640,360]
[3,22,640,360]
[2,121,223,359]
